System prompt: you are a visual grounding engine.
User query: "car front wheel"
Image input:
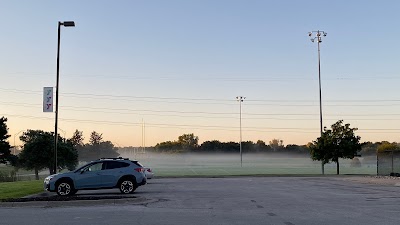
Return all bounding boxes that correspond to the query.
[119,179,137,194]
[56,181,74,196]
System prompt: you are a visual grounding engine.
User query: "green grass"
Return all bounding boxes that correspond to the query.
[0,180,43,200]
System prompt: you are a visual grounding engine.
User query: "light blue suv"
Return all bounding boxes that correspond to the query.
[44,158,147,196]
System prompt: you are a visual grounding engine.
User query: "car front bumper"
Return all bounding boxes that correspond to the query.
[44,180,56,192]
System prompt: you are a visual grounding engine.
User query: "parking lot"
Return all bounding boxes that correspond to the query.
[1,176,400,225]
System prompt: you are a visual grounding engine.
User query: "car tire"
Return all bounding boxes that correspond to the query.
[56,181,74,196]
[119,179,137,194]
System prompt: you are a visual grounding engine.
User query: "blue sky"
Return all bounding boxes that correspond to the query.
[2,0,400,147]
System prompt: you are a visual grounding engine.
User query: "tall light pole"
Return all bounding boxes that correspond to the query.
[54,21,75,174]
[236,96,245,167]
[309,30,327,175]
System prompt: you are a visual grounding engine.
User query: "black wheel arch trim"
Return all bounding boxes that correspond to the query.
[55,177,75,189]
[116,175,137,187]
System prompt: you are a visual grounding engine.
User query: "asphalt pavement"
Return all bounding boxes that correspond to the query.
[1,176,400,225]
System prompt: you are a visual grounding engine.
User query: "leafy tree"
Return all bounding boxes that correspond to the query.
[222,142,240,152]
[155,134,199,153]
[200,140,223,152]
[89,131,103,145]
[178,133,199,151]
[360,141,379,156]
[70,129,84,147]
[0,117,12,164]
[77,131,119,162]
[155,141,180,152]
[269,138,284,151]
[255,140,272,152]
[309,120,361,174]
[377,142,399,153]
[256,140,266,146]
[198,141,240,153]
[285,144,309,154]
[18,130,78,177]
[56,140,79,171]
[241,141,255,152]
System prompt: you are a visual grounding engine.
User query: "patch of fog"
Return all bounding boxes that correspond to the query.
[116,151,376,175]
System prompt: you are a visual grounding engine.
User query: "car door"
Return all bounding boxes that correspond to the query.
[74,162,104,189]
[101,161,130,187]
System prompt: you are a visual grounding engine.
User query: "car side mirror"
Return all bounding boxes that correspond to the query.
[80,170,85,174]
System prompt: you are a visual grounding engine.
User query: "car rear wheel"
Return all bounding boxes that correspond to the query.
[119,179,137,194]
[56,181,74,196]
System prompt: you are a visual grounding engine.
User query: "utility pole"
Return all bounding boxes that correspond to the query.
[309,30,327,175]
[236,96,245,167]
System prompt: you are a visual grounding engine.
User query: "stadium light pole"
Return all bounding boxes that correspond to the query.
[54,21,75,175]
[309,30,327,175]
[236,96,245,167]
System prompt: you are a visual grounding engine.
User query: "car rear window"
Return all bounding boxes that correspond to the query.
[131,161,143,167]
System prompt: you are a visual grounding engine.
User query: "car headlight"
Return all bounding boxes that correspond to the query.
[44,175,55,183]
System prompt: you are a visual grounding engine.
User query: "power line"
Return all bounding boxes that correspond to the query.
[5,101,400,118]
[5,72,400,81]
[4,87,400,104]
[3,113,400,133]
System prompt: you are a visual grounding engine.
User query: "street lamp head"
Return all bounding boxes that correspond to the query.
[310,39,315,42]
[308,32,312,37]
[62,21,75,27]
[323,32,327,36]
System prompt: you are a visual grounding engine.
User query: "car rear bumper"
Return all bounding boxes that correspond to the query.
[138,177,147,186]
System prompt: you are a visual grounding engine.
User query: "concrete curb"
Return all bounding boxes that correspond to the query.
[339,175,400,187]
[0,196,156,208]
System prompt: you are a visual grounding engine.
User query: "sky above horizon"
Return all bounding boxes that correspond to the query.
[2,0,400,147]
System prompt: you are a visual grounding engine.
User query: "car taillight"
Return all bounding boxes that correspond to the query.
[134,168,144,173]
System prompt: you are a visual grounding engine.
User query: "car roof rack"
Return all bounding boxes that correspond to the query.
[98,157,129,160]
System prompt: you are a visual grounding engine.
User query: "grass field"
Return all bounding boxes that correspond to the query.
[125,152,378,176]
[0,153,378,180]
[0,180,43,200]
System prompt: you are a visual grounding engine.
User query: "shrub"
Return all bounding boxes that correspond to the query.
[350,158,362,167]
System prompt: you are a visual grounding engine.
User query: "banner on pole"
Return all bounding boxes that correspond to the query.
[43,87,53,112]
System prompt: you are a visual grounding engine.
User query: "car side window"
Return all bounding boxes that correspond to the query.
[85,162,103,172]
[104,161,130,170]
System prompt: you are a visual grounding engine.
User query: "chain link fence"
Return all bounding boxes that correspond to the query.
[377,151,400,176]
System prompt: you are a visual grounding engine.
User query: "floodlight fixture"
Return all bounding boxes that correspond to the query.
[61,21,75,27]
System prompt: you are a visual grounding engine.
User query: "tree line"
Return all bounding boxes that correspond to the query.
[154,133,309,154]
